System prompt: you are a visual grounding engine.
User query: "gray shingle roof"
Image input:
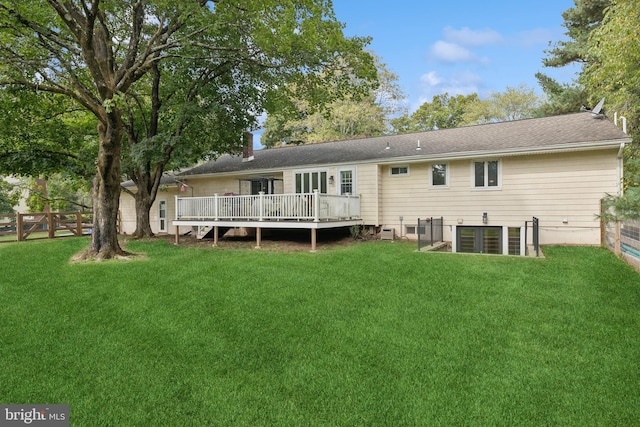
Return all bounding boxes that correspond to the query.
[121,172,180,189]
[180,112,630,177]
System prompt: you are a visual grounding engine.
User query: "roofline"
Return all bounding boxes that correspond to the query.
[372,138,631,165]
[177,137,630,179]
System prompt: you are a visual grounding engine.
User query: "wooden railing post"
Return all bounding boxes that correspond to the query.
[76,212,82,236]
[48,212,55,239]
[16,213,23,241]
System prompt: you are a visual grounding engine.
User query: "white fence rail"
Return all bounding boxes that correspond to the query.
[176,191,360,222]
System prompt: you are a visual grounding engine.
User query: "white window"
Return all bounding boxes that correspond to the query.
[295,170,327,193]
[473,160,500,188]
[338,169,355,195]
[158,199,167,233]
[431,163,448,187]
[390,166,409,176]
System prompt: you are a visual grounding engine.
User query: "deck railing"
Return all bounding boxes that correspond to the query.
[175,191,360,222]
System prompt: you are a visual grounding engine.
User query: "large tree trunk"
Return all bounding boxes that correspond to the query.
[132,176,155,238]
[87,115,128,259]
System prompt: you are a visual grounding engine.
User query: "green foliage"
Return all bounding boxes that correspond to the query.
[0,87,98,178]
[0,0,377,242]
[534,73,588,116]
[392,93,480,133]
[537,1,610,119]
[392,86,541,134]
[25,174,91,212]
[543,0,611,68]
[465,84,542,123]
[582,0,640,127]
[0,178,20,213]
[580,0,640,219]
[261,56,398,147]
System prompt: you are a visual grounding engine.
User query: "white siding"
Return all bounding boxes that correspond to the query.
[119,186,190,235]
[373,149,620,245]
[356,164,380,226]
[118,193,137,234]
[119,148,620,245]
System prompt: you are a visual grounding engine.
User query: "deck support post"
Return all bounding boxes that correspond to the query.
[213,226,219,246]
[311,228,317,252]
[256,227,262,249]
[174,225,180,245]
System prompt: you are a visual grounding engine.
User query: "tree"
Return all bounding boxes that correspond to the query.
[0,87,97,180]
[534,72,588,116]
[261,56,397,147]
[25,174,91,213]
[262,94,387,146]
[391,86,541,135]
[536,0,610,117]
[582,0,640,219]
[582,0,640,130]
[543,0,611,68]
[0,1,376,258]
[0,179,20,214]
[462,84,541,124]
[390,93,480,134]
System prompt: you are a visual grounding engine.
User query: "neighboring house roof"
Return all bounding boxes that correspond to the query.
[180,112,631,177]
[121,172,182,189]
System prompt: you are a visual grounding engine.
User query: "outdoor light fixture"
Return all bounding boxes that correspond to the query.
[329,175,334,184]
[482,212,488,224]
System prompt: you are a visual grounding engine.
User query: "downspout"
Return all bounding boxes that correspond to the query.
[617,142,625,195]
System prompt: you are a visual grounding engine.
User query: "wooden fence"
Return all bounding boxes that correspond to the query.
[0,211,93,243]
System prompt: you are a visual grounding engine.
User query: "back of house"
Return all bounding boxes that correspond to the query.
[119,112,631,254]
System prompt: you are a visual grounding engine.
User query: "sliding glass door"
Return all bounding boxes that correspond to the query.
[295,171,327,194]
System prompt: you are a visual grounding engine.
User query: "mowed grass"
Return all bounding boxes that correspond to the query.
[1,238,639,426]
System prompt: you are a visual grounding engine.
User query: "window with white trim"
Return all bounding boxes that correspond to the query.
[158,199,167,233]
[474,160,500,188]
[431,163,448,187]
[339,169,354,195]
[390,166,409,176]
[295,170,327,193]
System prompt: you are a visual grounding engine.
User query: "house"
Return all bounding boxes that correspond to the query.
[119,112,631,253]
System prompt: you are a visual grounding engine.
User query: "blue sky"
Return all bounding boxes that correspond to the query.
[333,0,577,111]
[254,0,577,147]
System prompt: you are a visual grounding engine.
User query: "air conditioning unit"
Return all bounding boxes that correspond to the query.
[380,227,395,240]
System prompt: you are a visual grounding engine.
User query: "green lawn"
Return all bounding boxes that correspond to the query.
[1,238,639,426]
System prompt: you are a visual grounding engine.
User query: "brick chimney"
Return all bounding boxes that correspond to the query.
[242,132,254,162]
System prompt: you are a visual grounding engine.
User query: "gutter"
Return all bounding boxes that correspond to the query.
[370,138,632,166]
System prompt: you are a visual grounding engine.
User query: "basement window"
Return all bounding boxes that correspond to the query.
[406,225,426,235]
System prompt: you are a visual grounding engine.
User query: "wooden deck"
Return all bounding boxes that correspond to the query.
[172,191,362,251]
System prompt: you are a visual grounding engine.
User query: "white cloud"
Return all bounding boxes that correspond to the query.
[443,26,504,47]
[415,70,484,110]
[429,41,489,64]
[420,71,443,87]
